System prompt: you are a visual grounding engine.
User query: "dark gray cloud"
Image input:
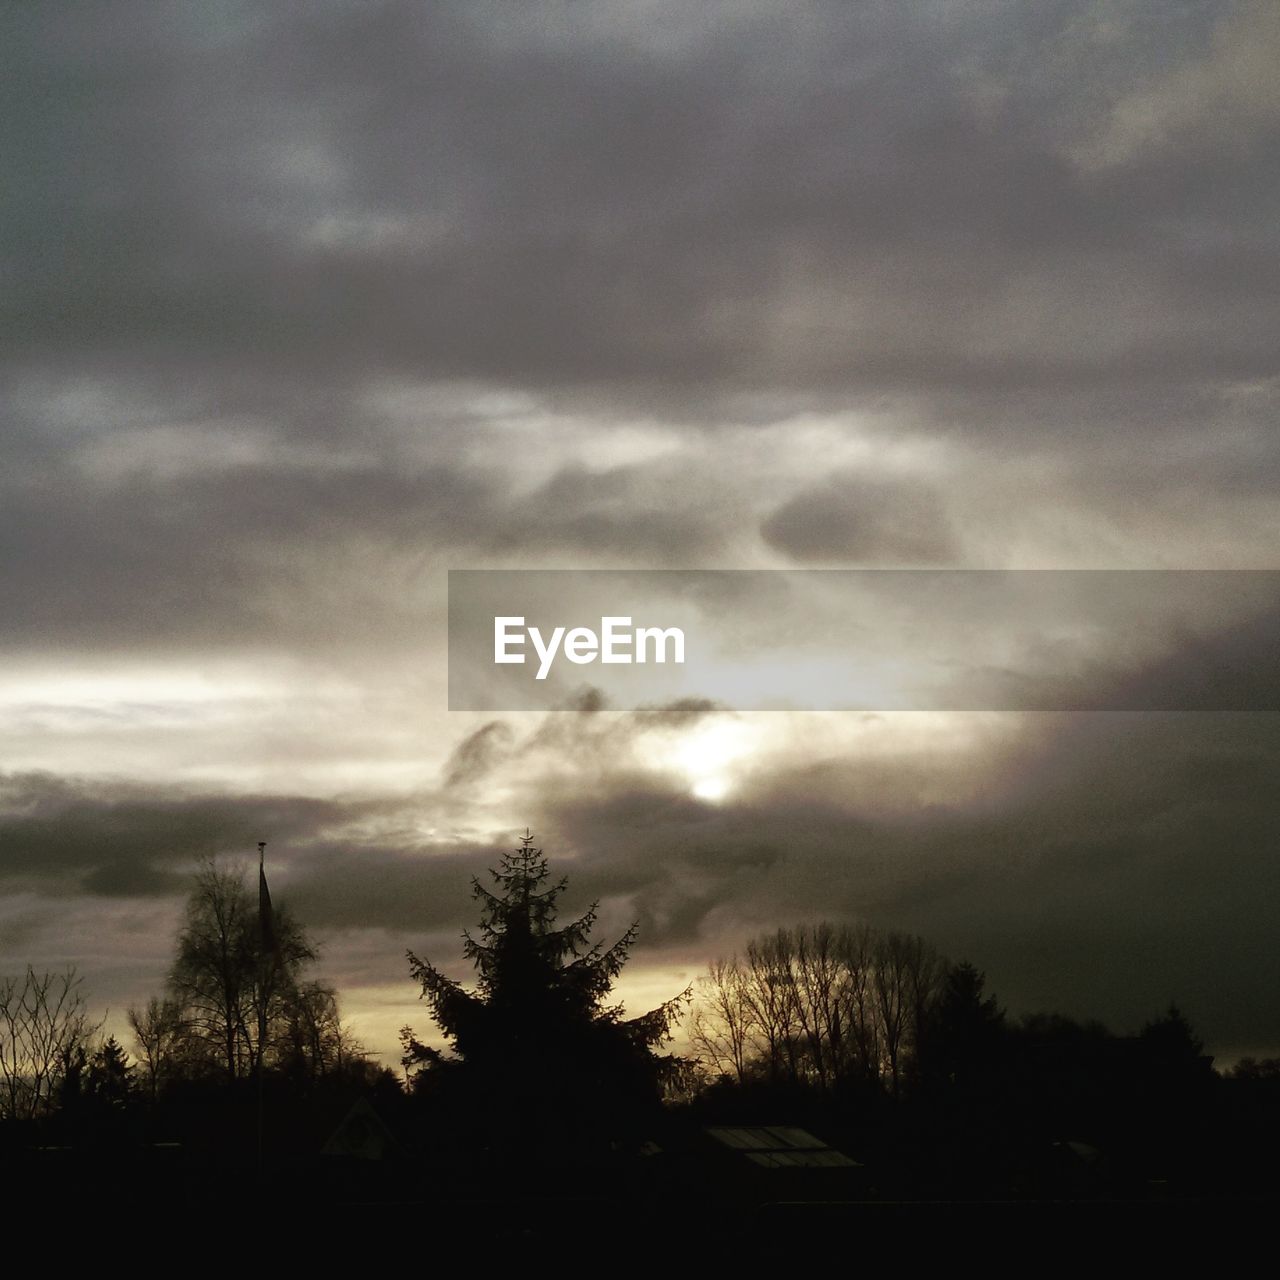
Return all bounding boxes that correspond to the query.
[4,1,1276,404]
[443,720,514,790]
[0,771,353,896]
[0,452,731,648]
[284,840,507,937]
[761,471,959,564]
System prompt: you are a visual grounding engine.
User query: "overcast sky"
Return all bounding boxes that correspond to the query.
[3,1,1278,1065]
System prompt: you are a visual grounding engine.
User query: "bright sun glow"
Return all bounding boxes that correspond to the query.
[691,775,732,802]
[655,717,761,804]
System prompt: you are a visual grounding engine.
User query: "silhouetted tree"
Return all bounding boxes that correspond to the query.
[1139,1004,1208,1067]
[875,930,946,1096]
[689,956,754,1085]
[152,857,360,1086]
[406,832,690,1156]
[275,979,365,1085]
[1231,1057,1280,1081]
[60,1035,136,1120]
[918,962,1007,1095]
[1134,1003,1215,1109]
[127,996,186,1100]
[0,966,98,1121]
[690,922,945,1096]
[87,1036,135,1110]
[167,858,311,1080]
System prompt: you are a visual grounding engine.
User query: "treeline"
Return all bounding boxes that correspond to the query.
[689,923,952,1096]
[1,859,387,1134]
[4,850,1279,1205]
[684,919,1238,1113]
[680,920,1280,1198]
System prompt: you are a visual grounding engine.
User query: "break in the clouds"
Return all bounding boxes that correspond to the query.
[2,2,1278,1063]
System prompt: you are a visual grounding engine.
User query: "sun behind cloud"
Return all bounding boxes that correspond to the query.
[645,716,761,804]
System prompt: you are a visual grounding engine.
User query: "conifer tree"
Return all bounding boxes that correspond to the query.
[87,1035,135,1110]
[406,832,690,1150]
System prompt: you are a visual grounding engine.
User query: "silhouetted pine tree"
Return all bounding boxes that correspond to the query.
[87,1036,135,1110]
[919,961,1007,1094]
[406,832,690,1155]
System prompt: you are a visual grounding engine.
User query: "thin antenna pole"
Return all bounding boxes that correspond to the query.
[256,840,267,1174]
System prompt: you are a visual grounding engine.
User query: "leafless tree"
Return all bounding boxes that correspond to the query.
[153,857,366,1088]
[0,966,98,1121]
[689,956,754,1084]
[742,929,804,1084]
[792,922,847,1091]
[274,980,364,1083]
[873,931,913,1096]
[837,922,882,1085]
[691,921,945,1097]
[168,857,316,1081]
[127,996,187,1100]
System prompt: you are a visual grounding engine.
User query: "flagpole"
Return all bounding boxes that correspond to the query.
[257,840,267,1174]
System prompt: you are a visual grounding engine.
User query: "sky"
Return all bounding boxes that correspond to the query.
[2,1,1278,1067]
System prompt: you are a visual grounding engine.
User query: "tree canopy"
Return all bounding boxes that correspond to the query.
[142,856,360,1088]
[405,833,690,1151]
